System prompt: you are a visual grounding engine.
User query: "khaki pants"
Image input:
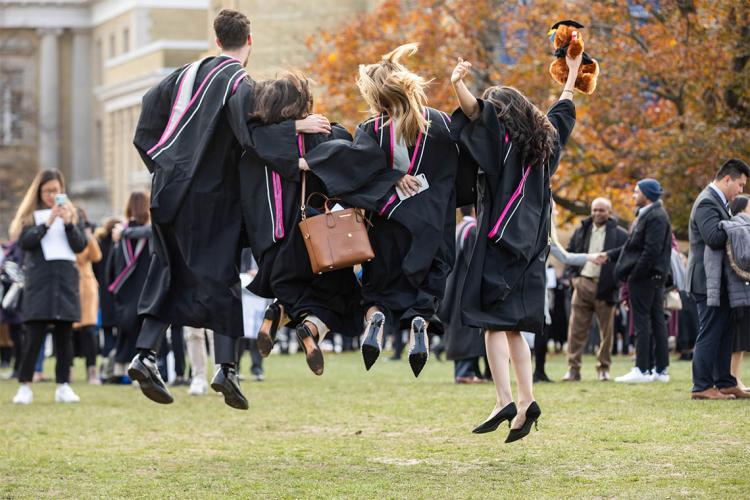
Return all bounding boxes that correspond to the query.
[566,277,614,372]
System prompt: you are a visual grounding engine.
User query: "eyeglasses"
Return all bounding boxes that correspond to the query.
[41,188,61,195]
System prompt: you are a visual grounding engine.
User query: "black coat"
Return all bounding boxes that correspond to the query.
[451,98,576,334]
[686,186,731,295]
[613,201,673,283]
[107,223,152,334]
[566,217,628,304]
[18,222,87,323]
[93,235,118,327]
[439,217,485,360]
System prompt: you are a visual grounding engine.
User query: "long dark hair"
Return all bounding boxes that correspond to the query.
[481,86,556,169]
[9,169,68,240]
[251,70,313,124]
[125,191,150,225]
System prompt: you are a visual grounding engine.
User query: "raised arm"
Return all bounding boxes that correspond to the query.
[559,32,583,102]
[451,58,479,120]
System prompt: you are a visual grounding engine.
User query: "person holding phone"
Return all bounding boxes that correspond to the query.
[9,169,87,404]
[324,44,459,377]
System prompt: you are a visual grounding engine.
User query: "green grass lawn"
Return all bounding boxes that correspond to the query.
[1,349,749,499]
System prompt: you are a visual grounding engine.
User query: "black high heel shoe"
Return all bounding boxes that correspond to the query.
[361,311,385,371]
[296,323,324,376]
[257,302,282,358]
[408,317,429,378]
[505,401,541,443]
[471,402,517,434]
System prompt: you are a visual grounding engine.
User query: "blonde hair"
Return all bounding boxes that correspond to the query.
[9,169,77,240]
[357,43,430,146]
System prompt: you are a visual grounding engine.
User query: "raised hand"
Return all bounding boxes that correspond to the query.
[565,32,583,75]
[295,114,331,135]
[298,158,310,171]
[451,57,472,85]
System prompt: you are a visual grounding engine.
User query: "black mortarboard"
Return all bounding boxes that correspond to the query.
[550,20,585,30]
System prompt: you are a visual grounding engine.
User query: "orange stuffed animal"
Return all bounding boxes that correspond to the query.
[548,20,599,95]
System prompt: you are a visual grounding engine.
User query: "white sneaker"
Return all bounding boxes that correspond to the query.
[615,367,653,384]
[188,377,207,396]
[54,383,80,403]
[12,385,33,404]
[652,370,670,383]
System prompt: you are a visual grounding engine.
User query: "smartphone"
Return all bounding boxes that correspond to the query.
[395,173,430,201]
[54,193,68,206]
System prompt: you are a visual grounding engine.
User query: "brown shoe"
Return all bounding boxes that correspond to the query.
[719,386,750,399]
[597,370,611,382]
[691,387,736,400]
[562,370,581,382]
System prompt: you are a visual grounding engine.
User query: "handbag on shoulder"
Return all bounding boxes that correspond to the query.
[297,171,375,274]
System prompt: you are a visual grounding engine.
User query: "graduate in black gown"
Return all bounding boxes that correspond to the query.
[127,10,331,409]
[334,44,459,378]
[450,44,581,442]
[237,71,394,376]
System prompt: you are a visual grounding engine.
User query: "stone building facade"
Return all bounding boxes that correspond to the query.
[0,0,376,235]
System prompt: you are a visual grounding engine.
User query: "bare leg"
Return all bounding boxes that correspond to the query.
[731,352,745,390]
[507,331,535,429]
[484,330,513,419]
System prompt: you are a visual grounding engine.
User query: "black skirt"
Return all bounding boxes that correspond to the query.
[731,306,750,352]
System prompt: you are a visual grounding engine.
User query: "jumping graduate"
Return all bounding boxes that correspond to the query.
[450,46,580,442]
[237,71,395,376]
[336,44,459,378]
[128,9,331,409]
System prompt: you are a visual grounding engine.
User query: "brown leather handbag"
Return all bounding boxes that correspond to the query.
[297,171,374,274]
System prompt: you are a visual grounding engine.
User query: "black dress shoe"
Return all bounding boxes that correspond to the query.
[128,354,174,404]
[210,366,249,410]
[408,317,429,378]
[257,302,282,358]
[361,311,385,371]
[472,402,517,434]
[296,323,324,376]
[505,401,541,443]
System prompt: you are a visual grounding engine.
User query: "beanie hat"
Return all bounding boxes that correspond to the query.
[637,178,663,202]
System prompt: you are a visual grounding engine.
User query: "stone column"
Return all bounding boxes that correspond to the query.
[70,28,92,183]
[37,28,62,170]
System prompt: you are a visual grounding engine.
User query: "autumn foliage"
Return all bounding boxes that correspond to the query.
[307,0,750,235]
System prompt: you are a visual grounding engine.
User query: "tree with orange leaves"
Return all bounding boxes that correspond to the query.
[307,0,750,235]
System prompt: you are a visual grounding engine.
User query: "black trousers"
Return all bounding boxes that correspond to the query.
[101,326,117,358]
[238,338,263,375]
[115,320,140,364]
[534,324,550,375]
[137,315,238,365]
[9,323,24,374]
[628,278,669,373]
[692,294,736,392]
[157,325,185,380]
[19,321,72,384]
[73,325,98,368]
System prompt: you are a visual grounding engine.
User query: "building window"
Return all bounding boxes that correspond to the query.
[123,28,130,53]
[109,33,116,58]
[0,70,24,145]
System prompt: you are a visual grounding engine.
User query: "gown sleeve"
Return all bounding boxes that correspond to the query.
[226,80,301,181]
[132,67,184,173]
[303,124,401,206]
[546,100,576,177]
[450,98,508,177]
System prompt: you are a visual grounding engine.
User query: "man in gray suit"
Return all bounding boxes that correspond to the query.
[688,159,750,400]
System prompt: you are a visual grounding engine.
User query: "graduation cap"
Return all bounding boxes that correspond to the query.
[548,20,594,65]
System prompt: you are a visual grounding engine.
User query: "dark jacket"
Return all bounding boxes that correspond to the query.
[565,217,628,304]
[93,234,118,327]
[687,186,731,296]
[613,201,673,283]
[18,222,87,323]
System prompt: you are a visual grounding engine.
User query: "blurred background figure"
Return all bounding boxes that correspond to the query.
[93,218,121,377]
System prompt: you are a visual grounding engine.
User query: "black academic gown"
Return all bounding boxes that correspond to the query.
[132,55,294,338]
[439,217,485,361]
[451,98,576,334]
[107,223,152,336]
[338,108,459,334]
[239,125,396,336]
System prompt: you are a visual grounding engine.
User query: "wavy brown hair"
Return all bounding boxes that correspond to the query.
[125,191,150,225]
[482,86,556,169]
[357,43,430,146]
[9,169,76,240]
[251,70,313,124]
